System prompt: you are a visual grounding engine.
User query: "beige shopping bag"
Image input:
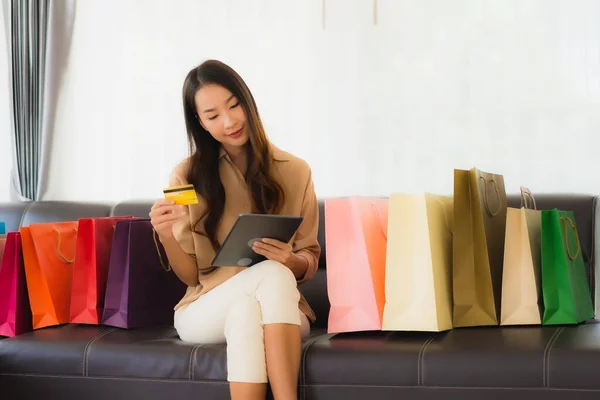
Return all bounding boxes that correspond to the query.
[382,193,453,332]
[500,187,543,325]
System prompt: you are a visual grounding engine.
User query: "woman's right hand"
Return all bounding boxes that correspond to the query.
[149,199,186,241]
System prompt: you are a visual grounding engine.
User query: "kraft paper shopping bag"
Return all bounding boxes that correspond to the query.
[453,168,507,327]
[500,187,543,325]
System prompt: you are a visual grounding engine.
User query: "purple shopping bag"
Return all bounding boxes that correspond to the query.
[0,232,33,337]
[101,219,187,329]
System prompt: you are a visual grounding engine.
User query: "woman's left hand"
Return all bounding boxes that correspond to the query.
[252,238,293,264]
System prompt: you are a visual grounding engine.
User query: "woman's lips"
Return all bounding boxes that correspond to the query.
[228,127,243,139]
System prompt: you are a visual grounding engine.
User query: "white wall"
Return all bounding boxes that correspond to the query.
[4,0,600,203]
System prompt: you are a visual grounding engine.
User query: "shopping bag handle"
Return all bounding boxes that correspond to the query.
[54,228,77,264]
[519,186,537,210]
[479,176,502,217]
[560,217,581,260]
[152,228,172,272]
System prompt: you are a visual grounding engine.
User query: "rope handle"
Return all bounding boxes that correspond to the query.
[520,186,537,210]
[479,176,502,217]
[53,228,77,264]
[560,216,581,261]
[152,228,172,272]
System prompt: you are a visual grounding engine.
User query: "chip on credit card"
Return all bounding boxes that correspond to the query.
[163,184,199,205]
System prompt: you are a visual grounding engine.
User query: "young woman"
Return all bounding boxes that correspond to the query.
[149,60,320,400]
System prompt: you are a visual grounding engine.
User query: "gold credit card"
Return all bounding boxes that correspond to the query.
[163,184,199,205]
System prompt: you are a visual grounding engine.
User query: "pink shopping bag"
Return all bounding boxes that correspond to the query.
[0,232,33,337]
[325,197,389,333]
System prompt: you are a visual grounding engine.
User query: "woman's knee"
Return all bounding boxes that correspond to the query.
[226,295,263,330]
[251,261,300,304]
[251,260,297,287]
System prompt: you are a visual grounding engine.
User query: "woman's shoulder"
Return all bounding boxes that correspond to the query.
[271,146,312,179]
[169,157,192,185]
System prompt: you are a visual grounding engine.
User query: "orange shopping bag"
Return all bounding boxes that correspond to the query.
[21,222,77,329]
[324,197,388,333]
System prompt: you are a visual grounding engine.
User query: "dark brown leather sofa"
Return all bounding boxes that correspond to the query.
[1,194,600,399]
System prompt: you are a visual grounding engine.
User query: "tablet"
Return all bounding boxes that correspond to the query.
[211,213,304,267]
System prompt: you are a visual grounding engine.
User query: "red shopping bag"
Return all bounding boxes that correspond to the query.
[0,232,33,337]
[70,216,135,324]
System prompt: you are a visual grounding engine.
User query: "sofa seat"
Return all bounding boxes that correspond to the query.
[303,322,600,399]
[0,323,329,399]
[2,322,600,400]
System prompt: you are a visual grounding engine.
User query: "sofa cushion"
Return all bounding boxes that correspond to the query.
[300,269,329,329]
[111,201,153,218]
[20,202,112,226]
[546,322,600,389]
[0,324,327,381]
[0,324,117,375]
[317,200,326,270]
[0,202,29,231]
[5,323,600,400]
[303,323,600,391]
[86,325,226,381]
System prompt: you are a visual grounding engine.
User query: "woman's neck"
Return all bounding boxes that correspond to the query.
[223,144,247,177]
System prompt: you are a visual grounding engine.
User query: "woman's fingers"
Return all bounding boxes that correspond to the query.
[253,241,281,254]
[149,204,183,218]
[150,199,174,211]
[260,238,289,249]
[252,246,282,263]
[152,211,184,225]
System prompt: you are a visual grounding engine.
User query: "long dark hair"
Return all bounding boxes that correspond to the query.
[182,60,285,254]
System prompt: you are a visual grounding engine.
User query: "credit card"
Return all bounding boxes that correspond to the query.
[163,184,199,205]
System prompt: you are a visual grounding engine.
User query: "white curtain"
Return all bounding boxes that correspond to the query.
[3,0,75,201]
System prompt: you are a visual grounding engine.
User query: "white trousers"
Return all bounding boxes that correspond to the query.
[174,260,311,383]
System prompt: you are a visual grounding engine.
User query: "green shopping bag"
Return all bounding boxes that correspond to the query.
[541,209,594,325]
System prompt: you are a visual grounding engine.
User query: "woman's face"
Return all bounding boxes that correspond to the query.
[194,83,249,151]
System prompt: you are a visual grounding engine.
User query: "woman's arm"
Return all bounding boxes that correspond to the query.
[252,165,321,282]
[290,167,321,284]
[160,234,199,287]
[285,252,310,280]
[152,163,202,287]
